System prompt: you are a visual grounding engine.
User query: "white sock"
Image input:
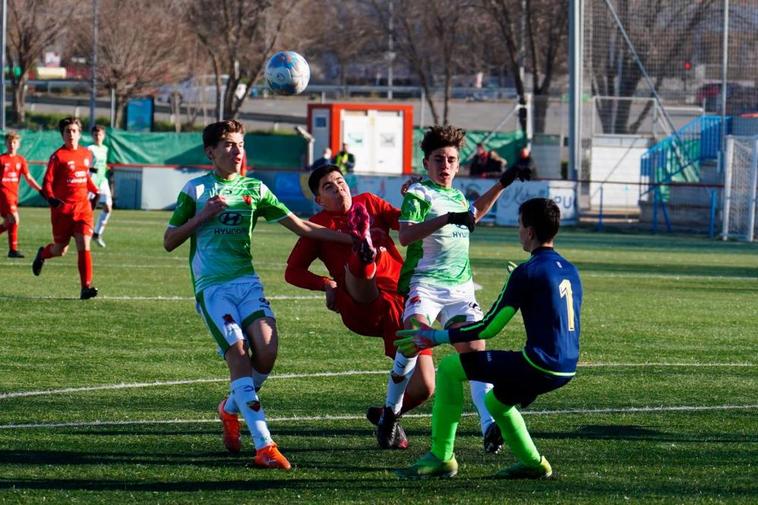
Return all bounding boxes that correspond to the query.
[224,385,239,415]
[384,351,418,415]
[95,210,110,236]
[469,380,495,434]
[230,376,273,450]
[251,368,269,392]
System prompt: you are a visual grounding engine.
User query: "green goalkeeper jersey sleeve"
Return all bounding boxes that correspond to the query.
[397,179,472,294]
[168,172,291,294]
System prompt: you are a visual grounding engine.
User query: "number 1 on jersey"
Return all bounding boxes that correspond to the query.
[559,279,575,331]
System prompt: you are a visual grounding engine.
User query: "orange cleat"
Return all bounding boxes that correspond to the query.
[217,398,241,454]
[253,443,292,470]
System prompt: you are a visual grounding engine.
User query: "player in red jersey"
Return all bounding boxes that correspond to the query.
[285,164,433,449]
[32,117,100,300]
[0,132,42,258]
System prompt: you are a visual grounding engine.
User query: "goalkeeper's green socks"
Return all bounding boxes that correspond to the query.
[484,391,541,466]
[429,354,468,462]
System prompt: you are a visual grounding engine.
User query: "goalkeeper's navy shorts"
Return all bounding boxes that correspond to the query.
[460,350,572,408]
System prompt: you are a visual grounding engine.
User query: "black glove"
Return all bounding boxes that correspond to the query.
[499,165,520,187]
[46,196,63,208]
[447,211,475,232]
[90,194,99,210]
[517,164,532,181]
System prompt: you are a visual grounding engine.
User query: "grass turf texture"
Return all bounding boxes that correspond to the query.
[0,207,756,504]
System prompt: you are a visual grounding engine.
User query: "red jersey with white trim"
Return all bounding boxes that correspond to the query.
[0,153,30,201]
[286,193,403,293]
[43,145,97,204]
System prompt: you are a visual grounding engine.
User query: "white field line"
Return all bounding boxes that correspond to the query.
[1,404,756,430]
[0,294,322,302]
[0,363,753,400]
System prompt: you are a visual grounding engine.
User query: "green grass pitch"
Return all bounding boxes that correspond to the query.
[0,207,756,504]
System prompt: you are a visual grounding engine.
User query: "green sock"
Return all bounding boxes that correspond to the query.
[429,354,467,462]
[484,391,541,466]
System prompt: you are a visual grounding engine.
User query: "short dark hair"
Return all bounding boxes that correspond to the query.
[308,164,343,195]
[91,124,105,134]
[519,198,560,243]
[58,117,82,135]
[202,120,245,148]
[420,125,466,158]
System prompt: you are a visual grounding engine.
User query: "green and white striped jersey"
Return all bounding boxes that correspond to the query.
[168,173,291,294]
[87,144,109,186]
[397,179,472,294]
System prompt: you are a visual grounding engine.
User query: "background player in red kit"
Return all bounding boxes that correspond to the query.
[0,132,42,258]
[285,164,432,449]
[32,117,100,300]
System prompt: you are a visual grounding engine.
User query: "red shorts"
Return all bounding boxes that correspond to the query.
[0,193,17,216]
[51,203,94,243]
[335,287,431,358]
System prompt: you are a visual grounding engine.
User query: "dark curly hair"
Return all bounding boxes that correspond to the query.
[519,198,560,243]
[203,119,245,148]
[420,125,466,158]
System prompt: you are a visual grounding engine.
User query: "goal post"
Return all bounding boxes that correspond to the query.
[721,135,758,242]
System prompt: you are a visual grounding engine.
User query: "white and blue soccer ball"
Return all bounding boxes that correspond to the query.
[264,51,310,96]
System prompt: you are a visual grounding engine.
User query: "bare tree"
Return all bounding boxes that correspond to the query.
[479,0,569,135]
[369,0,474,126]
[184,0,303,120]
[73,0,188,127]
[303,0,383,89]
[589,0,715,134]
[6,0,81,124]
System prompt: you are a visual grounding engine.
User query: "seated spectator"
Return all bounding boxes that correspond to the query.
[310,147,333,171]
[468,143,505,178]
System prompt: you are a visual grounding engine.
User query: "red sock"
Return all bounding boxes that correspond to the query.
[8,222,18,251]
[347,251,377,280]
[41,243,56,259]
[77,250,93,288]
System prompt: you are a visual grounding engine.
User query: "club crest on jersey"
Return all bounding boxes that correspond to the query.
[409,295,422,305]
[243,195,252,206]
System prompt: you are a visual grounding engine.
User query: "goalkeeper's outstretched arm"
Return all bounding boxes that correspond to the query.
[449,261,520,343]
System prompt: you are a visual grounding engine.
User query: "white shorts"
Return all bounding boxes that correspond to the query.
[98,178,113,207]
[195,275,275,354]
[403,279,483,328]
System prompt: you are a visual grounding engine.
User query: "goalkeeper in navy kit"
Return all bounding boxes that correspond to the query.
[395,197,582,479]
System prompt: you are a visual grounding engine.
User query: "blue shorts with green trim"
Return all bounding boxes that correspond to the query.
[195,275,275,355]
[459,350,572,408]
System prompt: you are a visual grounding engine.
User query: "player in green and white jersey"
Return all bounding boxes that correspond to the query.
[376,125,531,452]
[164,120,352,470]
[88,125,111,248]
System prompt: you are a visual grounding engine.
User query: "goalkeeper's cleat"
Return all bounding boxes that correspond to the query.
[217,397,241,454]
[395,451,458,479]
[347,202,376,264]
[8,249,24,258]
[80,286,98,300]
[495,455,553,479]
[253,443,291,470]
[483,422,504,454]
[32,247,45,276]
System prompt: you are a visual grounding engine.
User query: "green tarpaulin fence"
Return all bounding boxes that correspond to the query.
[9,127,524,205]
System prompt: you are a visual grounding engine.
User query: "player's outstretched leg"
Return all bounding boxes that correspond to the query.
[347,202,376,264]
[484,391,552,479]
[217,397,241,453]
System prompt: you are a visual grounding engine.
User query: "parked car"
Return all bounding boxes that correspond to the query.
[695,82,757,114]
[155,74,247,105]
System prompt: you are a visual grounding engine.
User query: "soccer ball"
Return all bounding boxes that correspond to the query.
[264,51,310,96]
